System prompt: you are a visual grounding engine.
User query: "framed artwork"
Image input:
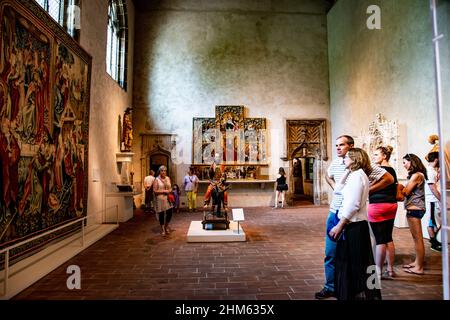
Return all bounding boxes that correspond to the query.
[0,0,91,264]
[192,117,215,164]
[193,106,267,165]
[244,118,267,163]
[215,105,244,132]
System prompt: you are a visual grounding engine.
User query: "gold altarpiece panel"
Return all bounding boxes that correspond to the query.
[192,106,268,180]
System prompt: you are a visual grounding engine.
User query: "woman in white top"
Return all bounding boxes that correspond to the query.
[153,165,173,236]
[328,148,381,300]
[143,169,155,213]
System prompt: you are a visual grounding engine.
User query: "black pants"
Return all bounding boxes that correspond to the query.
[335,221,382,300]
[158,208,173,226]
[145,189,153,209]
[369,219,395,245]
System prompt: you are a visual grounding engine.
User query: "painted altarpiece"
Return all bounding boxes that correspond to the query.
[0,0,91,264]
[193,106,267,165]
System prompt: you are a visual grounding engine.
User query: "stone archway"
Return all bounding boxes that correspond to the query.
[149,148,171,176]
[286,120,328,205]
[140,133,177,185]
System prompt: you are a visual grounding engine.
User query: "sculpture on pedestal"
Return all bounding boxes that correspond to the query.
[202,165,231,230]
[357,113,399,176]
[121,107,133,152]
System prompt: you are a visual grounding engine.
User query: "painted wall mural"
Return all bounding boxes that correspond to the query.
[0,0,91,262]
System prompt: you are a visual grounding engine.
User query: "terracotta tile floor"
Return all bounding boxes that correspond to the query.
[14,206,444,300]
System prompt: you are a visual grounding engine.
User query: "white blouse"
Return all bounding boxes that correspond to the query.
[335,169,369,222]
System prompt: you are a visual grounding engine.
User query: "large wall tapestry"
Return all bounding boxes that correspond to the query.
[0,0,91,263]
[193,106,267,165]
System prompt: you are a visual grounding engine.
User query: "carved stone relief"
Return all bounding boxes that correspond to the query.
[356,113,400,175]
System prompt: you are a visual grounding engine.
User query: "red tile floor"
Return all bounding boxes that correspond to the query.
[14,206,444,300]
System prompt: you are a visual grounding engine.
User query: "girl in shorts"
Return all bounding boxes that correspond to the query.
[399,153,427,275]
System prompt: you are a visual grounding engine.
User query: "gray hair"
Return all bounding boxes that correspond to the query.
[157,165,167,176]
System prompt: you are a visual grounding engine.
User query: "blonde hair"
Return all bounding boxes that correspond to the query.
[347,148,372,176]
[376,145,393,161]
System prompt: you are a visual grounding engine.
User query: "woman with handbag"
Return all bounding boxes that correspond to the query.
[153,165,173,236]
[275,167,288,208]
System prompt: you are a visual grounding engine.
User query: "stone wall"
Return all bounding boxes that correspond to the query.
[80,0,135,223]
[132,0,331,202]
[328,0,450,179]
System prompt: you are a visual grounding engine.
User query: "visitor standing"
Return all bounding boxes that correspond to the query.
[328,148,382,300]
[369,146,398,279]
[315,135,393,299]
[274,167,288,208]
[400,153,427,275]
[153,165,173,236]
[315,135,354,299]
[183,167,199,212]
[425,151,441,252]
[172,184,181,213]
[143,169,155,213]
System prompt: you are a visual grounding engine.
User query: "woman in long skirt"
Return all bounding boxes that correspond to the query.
[329,148,382,300]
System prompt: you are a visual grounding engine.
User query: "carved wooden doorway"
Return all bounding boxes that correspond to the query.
[150,151,170,176]
[140,133,177,186]
[287,120,328,205]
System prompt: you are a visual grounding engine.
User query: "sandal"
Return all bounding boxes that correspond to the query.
[402,264,415,269]
[404,269,424,275]
[381,270,396,279]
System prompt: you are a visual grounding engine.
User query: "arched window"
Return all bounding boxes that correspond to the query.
[36,0,64,24]
[106,0,128,90]
[35,0,80,40]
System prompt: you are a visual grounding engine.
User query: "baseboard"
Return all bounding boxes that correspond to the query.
[0,223,118,300]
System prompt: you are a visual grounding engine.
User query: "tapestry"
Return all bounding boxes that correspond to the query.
[0,0,91,263]
[193,106,267,165]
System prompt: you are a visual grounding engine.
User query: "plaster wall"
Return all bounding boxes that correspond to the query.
[328,0,450,179]
[80,0,135,223]
[132,0,331,199]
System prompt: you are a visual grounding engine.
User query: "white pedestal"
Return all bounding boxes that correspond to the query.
[187,221,246,242]
[197,180,276,207]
